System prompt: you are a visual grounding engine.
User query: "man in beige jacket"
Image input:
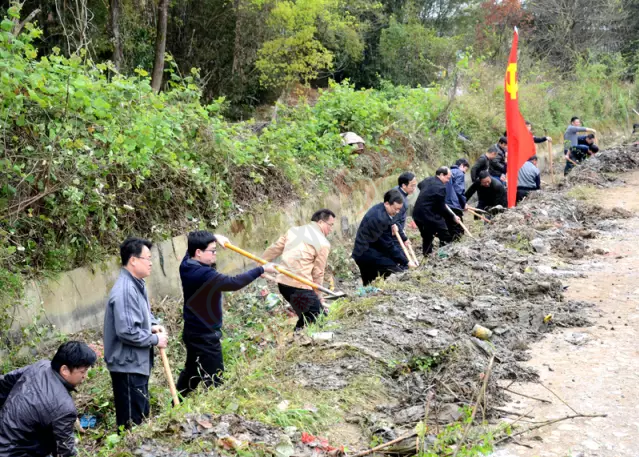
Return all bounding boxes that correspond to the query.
[262,209,335,330]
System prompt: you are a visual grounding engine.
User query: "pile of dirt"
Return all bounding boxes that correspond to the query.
[565,143,639,186]
[126,178,630,456]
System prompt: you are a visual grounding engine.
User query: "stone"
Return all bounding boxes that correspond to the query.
[564,332,589,346]
[531,238,549,254]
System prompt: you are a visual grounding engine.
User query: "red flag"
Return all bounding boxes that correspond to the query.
[504,28,536,208]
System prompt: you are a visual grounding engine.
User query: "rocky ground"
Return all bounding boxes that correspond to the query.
[79,144,639,456]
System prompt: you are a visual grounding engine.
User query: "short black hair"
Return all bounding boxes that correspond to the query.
[311,209,336,223]
[525,120,532,127]
[528,155,538,162]
[384,189,404,205]
[589,144,599,153]
[51,341,97,373]
[586,133,595,140]
[120,237,153,266]
[398,172,415,187]
[498,136,508,145]
[478,170,490,180]
[188,230,217,257]
[633,123,639,132]
[435,166,450,176]
[571,116,580,123]
[455,158,470,167]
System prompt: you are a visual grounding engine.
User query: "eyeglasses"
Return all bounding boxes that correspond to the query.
[135,256,152,262]
[204,249,217,254]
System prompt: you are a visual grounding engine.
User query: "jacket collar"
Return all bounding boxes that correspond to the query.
[52,367,75,393]
[185,255,215,270]
[121,267,147,294]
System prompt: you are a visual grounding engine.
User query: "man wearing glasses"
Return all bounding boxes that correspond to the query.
[262,209,336,331]
[103,237,169,430]
[177,231,277,396]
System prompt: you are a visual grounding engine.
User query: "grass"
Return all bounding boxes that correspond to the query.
[566,184,598,201]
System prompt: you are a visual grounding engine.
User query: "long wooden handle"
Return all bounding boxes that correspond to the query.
[223,242,339,297]
[547,140,555,184]
[467,208,491,224]
[407,243,419,266]
[394,230,412,263]
[445,205,474,239]
[159,347,179,407]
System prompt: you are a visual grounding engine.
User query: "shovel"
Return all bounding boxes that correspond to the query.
[394,230,419,266]
[445,205,475,239]
[222,242,347,300]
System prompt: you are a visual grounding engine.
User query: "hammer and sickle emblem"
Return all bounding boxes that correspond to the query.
[505,63,518,100]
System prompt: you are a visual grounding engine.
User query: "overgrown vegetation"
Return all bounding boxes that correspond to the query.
[1,4,637,334]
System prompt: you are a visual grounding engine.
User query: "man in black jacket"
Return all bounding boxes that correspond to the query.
[352,189,415,285]
[0,341,96,457]
[487,137,508,182]
[465,170,507,211]
[414,167,461,255]
[177,231,277,396]
[470,149,498,182]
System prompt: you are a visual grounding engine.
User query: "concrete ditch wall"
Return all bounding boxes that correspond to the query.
[15,173,415,334]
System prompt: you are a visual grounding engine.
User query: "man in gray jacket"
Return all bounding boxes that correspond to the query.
[103,237,169,430]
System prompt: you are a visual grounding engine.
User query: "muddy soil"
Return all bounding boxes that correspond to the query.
[493,169,639,457]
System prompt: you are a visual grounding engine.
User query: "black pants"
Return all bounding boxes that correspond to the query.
[516,187,537,203]
[110,371,150,430]
[278,283,323,329]
[354,260,405,286]
[446,208,464,241]
[416,221,453,255]
[176,330,224,397]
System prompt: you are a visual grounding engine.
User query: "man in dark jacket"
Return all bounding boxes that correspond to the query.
[414,167,461,255]
[177,231,276,396]
[487,137,508,182]
[465,170,507,211]
[470,149,498,182]
[392,171,417,246]
[445,159,469,240]
[352,189,415,285]
[0,341,96,457]
[104,237,169,430]
[525,121,552,144]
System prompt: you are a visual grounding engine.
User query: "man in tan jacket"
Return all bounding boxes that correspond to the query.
[262,209,335,330]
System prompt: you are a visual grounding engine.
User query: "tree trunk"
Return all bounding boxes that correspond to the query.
[151,0,168,92]
[231,0,243,77]
[110,0,124,71]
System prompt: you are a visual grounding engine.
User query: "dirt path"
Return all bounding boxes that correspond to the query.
[494,171,639,457]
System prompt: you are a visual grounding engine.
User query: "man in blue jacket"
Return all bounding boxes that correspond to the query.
[104,237,169,430]
[445,159,469,240]
[176,231,276,396]
[352,189,416,285]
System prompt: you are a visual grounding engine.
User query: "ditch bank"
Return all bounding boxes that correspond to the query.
[94,144,639,456]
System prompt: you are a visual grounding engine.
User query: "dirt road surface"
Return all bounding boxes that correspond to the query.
[494,170,639,457]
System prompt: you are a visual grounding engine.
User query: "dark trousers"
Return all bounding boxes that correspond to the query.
[278,283,323,329]
[110,371,150,430]
[416,221,453,255]
[354,260,405,286]
[516,187,537,203]
[446,208,464,241]
[176,330,224,397]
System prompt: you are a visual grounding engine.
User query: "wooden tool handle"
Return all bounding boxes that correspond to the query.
[223,242,339,296]
[407,243,419,266]
[159,347,179,407]
[467,208,491,224]
[394,230,412,262]
[547,140,555,184]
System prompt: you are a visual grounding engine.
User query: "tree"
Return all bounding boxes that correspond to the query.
[379,18,458,86]
[110,0,124,71]
[525,0,627,71]
[151,0,168,92]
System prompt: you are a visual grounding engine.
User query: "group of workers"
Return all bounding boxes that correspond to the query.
[0,116,600,457]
